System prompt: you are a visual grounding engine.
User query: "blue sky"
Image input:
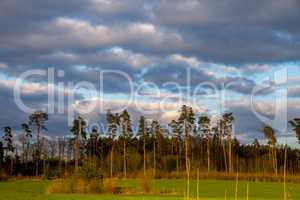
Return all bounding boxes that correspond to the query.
[0,0,300,145]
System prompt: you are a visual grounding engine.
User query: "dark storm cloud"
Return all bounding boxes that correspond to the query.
[141,63,261,96]
[289,88,300,97]
[153,0,300,64]
[1,0,299,69]
[227,99,300,143]
[153,0,300,32]
[0,0,300,140]
[227,104,265,142]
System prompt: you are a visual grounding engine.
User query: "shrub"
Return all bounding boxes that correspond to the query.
[0,169,9,181]
[103,178,120,194]
[79,158,102,180]
[47,176,104,194]
[139,177,151,193]
[138,170,153,194]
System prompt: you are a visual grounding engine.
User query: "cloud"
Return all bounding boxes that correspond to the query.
[289,87,300,97]
[0,63,8,69]
[0,0,300,142]
[153,0,300,31]
[152,0,300,64]
[89,0,148,20]
[167,54,200,68]
[38,47,153,69]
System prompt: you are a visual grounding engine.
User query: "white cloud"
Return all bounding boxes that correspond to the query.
[39,47,153,69]
[25,17,183,52]
[0,79,48,94]
[0,63,8,69]
[90,0,144,17]
[167,54,200,68]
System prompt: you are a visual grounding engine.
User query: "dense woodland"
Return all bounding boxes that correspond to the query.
[1,105,300,179]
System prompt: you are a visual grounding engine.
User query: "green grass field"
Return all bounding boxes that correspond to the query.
[0,179,299,200]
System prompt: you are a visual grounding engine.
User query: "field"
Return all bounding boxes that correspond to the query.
[0,179,300,200]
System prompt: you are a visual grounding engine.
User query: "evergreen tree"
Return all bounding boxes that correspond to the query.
[137,116,149,176]
[289,118,300,144]
[106,110,118,177]
[198,115,212,172]
[169,120,181,176]
[28,111,48,176]
[120,109,133,178]
[263,124,277,176]
[70,116,87,174]
[2,126,14,175]
[178,105,195,173]
[222,113,234,172]
[21,123,32,164]
[150,120,162,176]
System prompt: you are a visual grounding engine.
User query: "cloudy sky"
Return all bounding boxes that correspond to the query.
[0,0,300,145]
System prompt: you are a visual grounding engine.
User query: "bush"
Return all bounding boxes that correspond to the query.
[103,178,121,194]
[79,158,102,180]
[0,169,9,181]
[138,170,153,194]
[47,176,104,194]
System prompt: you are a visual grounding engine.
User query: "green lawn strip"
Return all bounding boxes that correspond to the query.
[0,179,300,200]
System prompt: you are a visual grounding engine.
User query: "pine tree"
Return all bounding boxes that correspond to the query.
[2,126,14,175]
[21,123,32,169]
[150,120,162,176]
[178,105,195,199]
[137,116,149,176]
[120,110,133,178]
[223,113,234,173]
[70,116,87,174]
[106,110,118,178]
[289,118,300,144]
[178,105,195,174]
[198,115,212,172]
[263,124,277,176]
[169,120,181,176]
[28,111,48,176]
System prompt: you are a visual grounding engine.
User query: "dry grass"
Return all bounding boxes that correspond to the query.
[103,178,120,194]
[47,177,104,194]
[0,169,9,181]
[139,176,151,193]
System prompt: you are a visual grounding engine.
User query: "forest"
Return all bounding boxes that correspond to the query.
[1,105,300,181]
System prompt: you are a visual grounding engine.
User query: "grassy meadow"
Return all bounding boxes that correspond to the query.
[0,179,300,200]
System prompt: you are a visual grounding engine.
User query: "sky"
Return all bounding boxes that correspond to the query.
[0,0,300,145]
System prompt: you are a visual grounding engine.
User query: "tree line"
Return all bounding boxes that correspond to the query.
[1,105,300,178]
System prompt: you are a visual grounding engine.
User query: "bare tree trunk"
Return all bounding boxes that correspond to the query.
[184,124,190,176]
[75,137,79,174]
[228,137,232,173]
[75,119,81,174]
[143,137,146,176]
[185,136,189,174]
[207,139,210,173]
[222,137,228,173]
[220,123,228,173]
[123,139,127,179]
[58,138,62,176]
[283,139,287,200]
[36,126,40,176]
[110,145,114,178]
[25,141,29,172]
[184,124,191,200]
[153,139,156,176]
[10,156,13,176]
[274,147,278,176]
[176,140,179,177]
[43,157,46,177]
[22,140,25,164]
